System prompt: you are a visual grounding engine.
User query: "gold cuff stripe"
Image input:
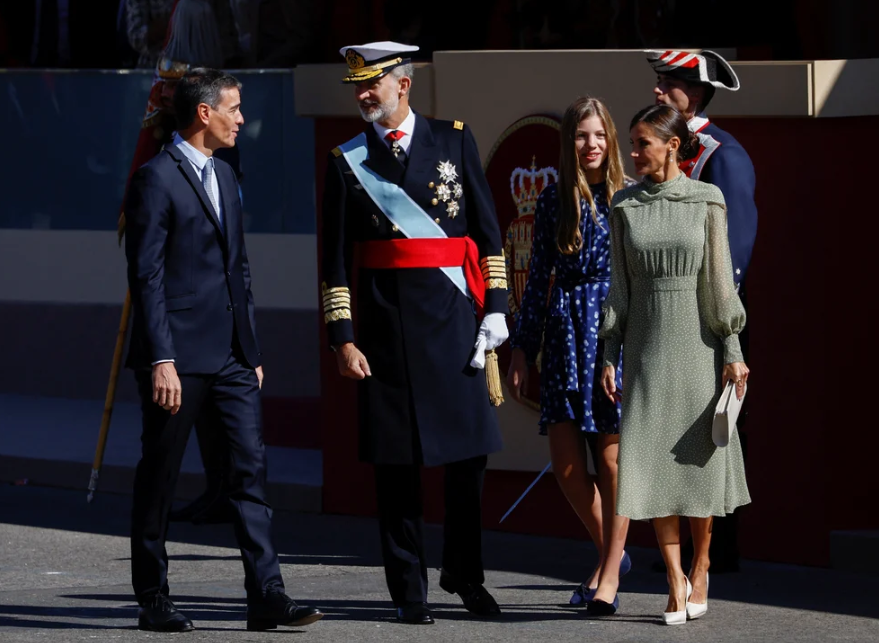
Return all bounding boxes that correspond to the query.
[487,278,508,290]
[482,266,507,277]
[321,284,352,321]
[324,309,352,323]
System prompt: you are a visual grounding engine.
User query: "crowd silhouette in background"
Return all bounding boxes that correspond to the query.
[1,0,878,71]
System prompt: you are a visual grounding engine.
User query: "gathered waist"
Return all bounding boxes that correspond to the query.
[632,275,698,292]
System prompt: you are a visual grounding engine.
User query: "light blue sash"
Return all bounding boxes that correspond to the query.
[339,133,471,299]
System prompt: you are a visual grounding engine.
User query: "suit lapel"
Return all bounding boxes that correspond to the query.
[402,112,437,197]
[362,125,405,185]
[166,145,225,239]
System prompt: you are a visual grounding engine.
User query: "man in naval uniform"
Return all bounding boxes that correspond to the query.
[647,48,758,573]
[320,41,509,625]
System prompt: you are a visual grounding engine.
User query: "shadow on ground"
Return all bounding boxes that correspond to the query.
[2,484,878,625]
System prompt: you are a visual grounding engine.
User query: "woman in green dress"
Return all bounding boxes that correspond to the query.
[598,105,751,625]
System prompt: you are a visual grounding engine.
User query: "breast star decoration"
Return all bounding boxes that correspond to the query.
[435,161,463,219]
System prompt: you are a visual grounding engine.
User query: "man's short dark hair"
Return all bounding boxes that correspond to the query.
[173,68,242,130]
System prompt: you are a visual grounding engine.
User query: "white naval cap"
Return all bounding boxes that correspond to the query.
[338,41,419,84]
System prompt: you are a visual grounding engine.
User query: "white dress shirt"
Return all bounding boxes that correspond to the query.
[372,107,416,155]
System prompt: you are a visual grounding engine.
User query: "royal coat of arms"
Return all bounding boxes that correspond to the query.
[483,115,561,410]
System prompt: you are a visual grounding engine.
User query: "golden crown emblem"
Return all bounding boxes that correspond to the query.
[510,156,559,217]
[505,157,558,317]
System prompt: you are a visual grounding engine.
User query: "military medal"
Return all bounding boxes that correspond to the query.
[434,161,462,219]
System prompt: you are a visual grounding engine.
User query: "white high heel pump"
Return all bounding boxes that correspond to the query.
[662,578,692,625]
[686,573,709,620]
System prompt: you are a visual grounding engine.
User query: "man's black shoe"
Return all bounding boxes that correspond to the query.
[396,602,435,624]
[246,592,323,631]
[137,594,194,632]
[439,570,501,616]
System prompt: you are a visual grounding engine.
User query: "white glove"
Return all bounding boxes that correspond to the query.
[469,313,509,369]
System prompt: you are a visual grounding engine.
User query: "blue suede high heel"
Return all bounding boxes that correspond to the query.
[572,551,631,607]
[569,583,597,606]
[620,551,632,577]
[586,593,620,616]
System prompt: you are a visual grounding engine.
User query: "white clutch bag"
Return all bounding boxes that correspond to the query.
[712,380,747,447]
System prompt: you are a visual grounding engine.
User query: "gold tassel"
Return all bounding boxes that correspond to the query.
[485,350,505,407]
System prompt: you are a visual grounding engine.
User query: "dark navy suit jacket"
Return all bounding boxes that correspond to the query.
[124,143,260,374]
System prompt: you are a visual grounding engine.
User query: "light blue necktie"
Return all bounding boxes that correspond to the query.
[202,157,222,229]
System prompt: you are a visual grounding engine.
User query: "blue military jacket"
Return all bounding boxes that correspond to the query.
[682,115,758,289]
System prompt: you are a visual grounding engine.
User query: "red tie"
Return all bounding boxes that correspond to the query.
[385,130,405,143]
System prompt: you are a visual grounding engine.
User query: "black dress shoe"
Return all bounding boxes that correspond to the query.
[137,594,194,632]
[246,592,324,631]
[439,570,501,616]
[396,602,435,625]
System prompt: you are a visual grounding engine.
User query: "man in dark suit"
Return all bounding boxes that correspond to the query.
[124,67,323,633]
[647,49,759,574]
[321,42,509,625]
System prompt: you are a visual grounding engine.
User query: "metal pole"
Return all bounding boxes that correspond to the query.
[499,461,551,523]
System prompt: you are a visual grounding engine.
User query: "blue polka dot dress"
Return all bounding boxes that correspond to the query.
[510,183,623,435]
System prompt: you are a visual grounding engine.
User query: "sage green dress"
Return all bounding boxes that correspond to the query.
[599,174,751,520]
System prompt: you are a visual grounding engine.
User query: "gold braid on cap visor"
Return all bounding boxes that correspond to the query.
[342,56,405,83]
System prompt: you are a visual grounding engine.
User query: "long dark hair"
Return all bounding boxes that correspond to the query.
[629,104,700,162]
[557,97,626,255]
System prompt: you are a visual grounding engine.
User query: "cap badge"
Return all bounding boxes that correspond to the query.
[346,49,366,70]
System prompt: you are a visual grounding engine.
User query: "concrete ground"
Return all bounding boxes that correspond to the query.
[1,484,877,643]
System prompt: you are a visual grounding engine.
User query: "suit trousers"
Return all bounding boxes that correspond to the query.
[130,351,284,603]
[374,455,487,606]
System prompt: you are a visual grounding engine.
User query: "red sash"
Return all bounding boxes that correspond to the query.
[357,237,485,314]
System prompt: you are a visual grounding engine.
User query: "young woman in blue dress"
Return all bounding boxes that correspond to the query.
[507,96,632,615]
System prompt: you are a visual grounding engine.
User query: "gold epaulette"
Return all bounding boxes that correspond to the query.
[331,147,342,158]
[321,282,351,323]
[453,120,464,130]
[480,254,508,290]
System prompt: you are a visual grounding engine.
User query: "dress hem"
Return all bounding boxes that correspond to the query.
[618,498,751,522]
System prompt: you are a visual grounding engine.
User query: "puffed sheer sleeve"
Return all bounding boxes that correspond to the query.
[598,207,629,368]
[699,203,747,364]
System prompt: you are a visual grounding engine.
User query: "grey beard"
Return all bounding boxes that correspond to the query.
[359,107,384,123]
[359,97,399,124]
